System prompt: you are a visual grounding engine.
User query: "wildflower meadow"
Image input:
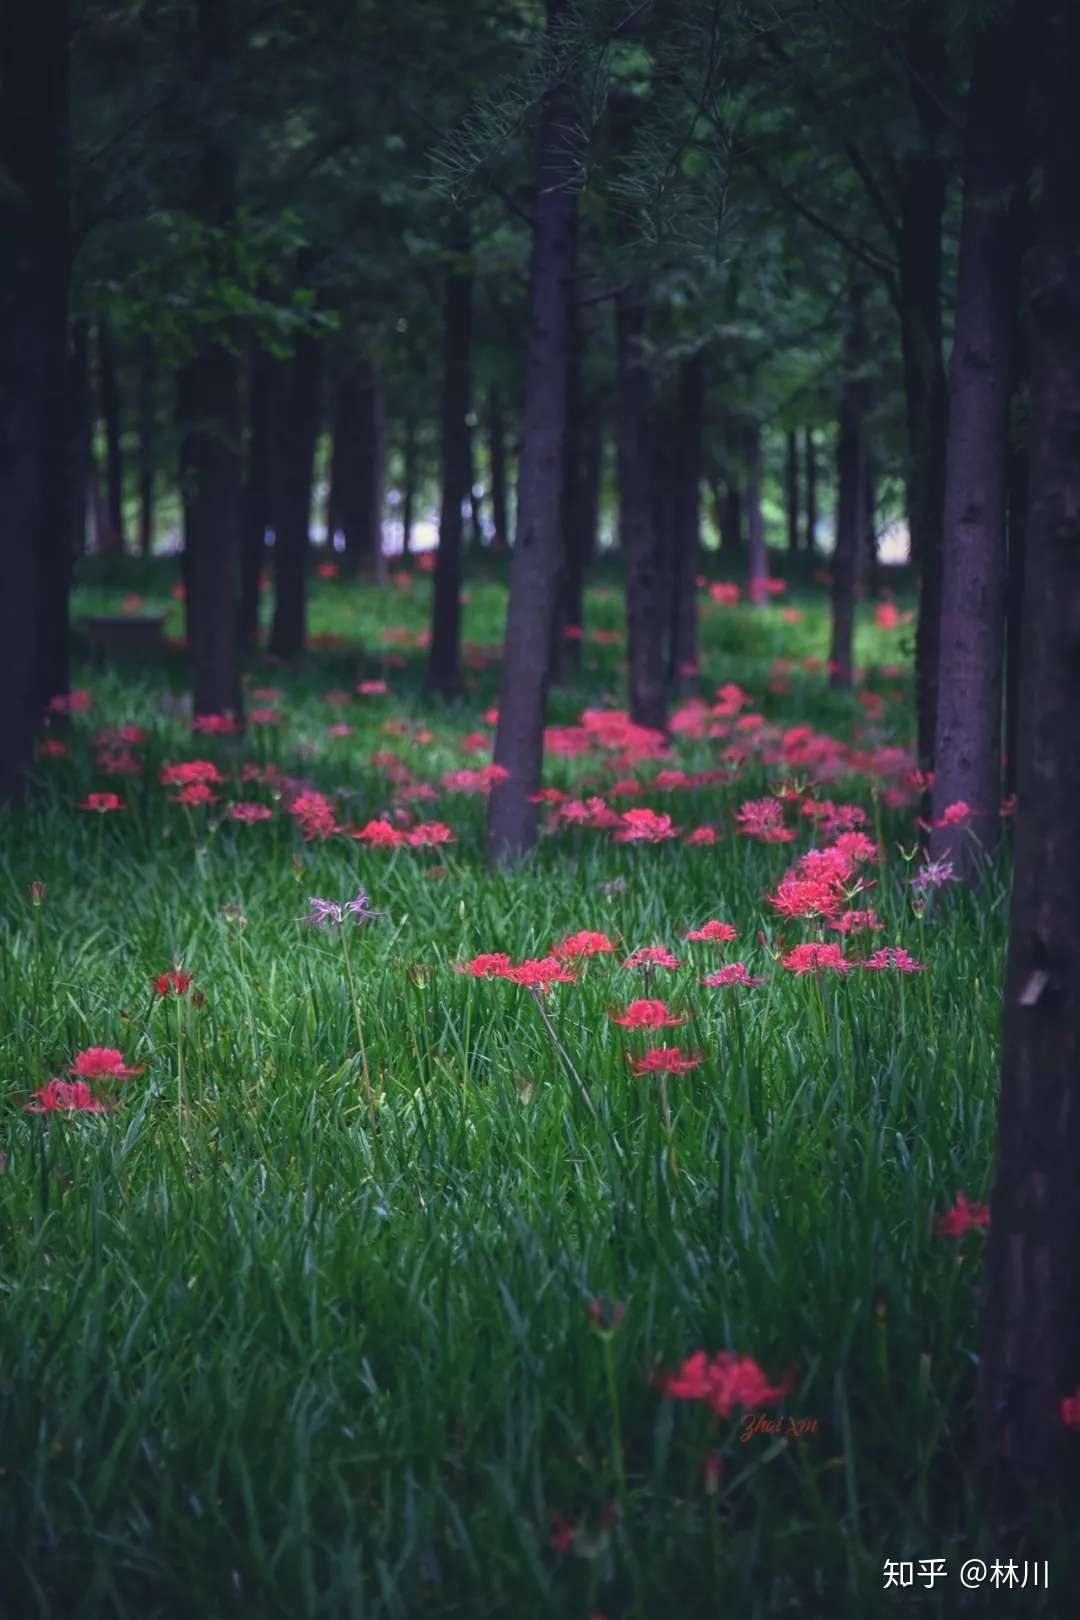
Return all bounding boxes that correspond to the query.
[3,560,1072,1619]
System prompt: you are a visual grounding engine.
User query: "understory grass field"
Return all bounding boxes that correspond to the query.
[1,557,1071,1618]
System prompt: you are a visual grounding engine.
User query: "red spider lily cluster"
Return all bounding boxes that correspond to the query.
[663,1350,797,1417]
[25,1046,144,1114]
[935,1192,991,1236]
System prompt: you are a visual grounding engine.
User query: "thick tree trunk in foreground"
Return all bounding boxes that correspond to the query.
[427,246,472,699]
[785,429,799,553]
[804,425,817,552]
[269,331,322,659]
[1003,431,1028,800]
[70,316,91,558]
[978,0,1080,1529]
[669,351,704,685]
[137,342,155,558]
[238,348,278,646]
[552,239,584,681]
[929,6,1025,880]
[0,0,70,801]
[900,3,950,773]
[744,422,767,601]
[486,0,577,866]
[829,284,868,690]
[97,316,126,553]
[616,291,666,731]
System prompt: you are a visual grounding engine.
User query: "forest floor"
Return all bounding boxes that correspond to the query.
[1,556,1068,1619]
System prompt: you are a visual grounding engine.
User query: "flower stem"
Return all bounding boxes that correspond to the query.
[340,926,378,1134]
[527,986,596,1115]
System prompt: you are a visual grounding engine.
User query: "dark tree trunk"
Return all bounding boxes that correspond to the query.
[804,425,818,552]
[552,231,584,682]
[427,244,472,699]
[719,479,742,553]
[97,316,126,553]
[978,0,1080,1529]
[268,331,322,660]
[467,422,483,546]
[180,0,243,725]
[488,385,509,549]
[930,5,1026,880]
[899,3,950,773]
[863,454,879,596]
[70,316,91,558]
[401,411,417,557]
[830,284,869,689]
[616,291,666,731]
[238,348,278,646]
[1003,429,1028,801]
[744,422,767,600]
[669,351,704,686]
[325,379,343,549]
[137,341,155,558]
[338,360,386,579]
[785,428,799,553]
[0,0,70,800]
[486,0,578,865]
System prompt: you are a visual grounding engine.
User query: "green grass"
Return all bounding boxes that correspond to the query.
[0,556,1071,1618]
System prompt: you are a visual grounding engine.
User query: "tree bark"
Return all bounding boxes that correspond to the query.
[337,359,386,579]
[488,385,509,550]
[669,351,704,685]
[929,5,1025,879]
[1003,428,1028,801]
[978,0,1080,1529]
[427,243,472,699]
[829,283,869,689]
[137,340,155,558]
[785,428,799,553]
[401,411,417,557]
[0,0,70,801]
[552,231,584,682]
[268,331,322,659]
[863,452,879,596]
[97,316,126,554]
[486,0,578,865]
[70,316,91,559]
[804,425,817,552]
[744,422,768,601]
[616,290,666,730]
[238,347,279,646]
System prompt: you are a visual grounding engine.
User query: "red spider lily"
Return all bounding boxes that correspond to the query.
[153,969,194,996]
[407,821,455,846]
[69,1047,144,1081]
[610,999,688,1029]
[529,787,569,805]
[735,798,794,843]
[324,690,351,707]
[780,607,802,623]
[831,909,884,935]
[249,707,281,726]
[251,687,283,701]
[874,601,901,629]
[935,1193,990,1237]
[172,783,218,807]
[316,562,339,579]
[551,930,617,960]
[684,920,737,943]
[95,724,146,747]
[38,739,69,759]
[327,723,353,739]
[97,748,142,777]
[549,1511,576,1555]
[559,796,622,830]
[780,942,853,975]
[160,760,224,787]
[452,952,513,978]
[934,799,974,828]
[25,1078,111,1113]
[612,808,678,843]
[623,946,679,971]
[863,947,926,973]
[48,689,92,714]
[289,790,338,840]
[685,826,718,845]
[170,582,186,600]
[701,964,766,987]
[768,878,844,920]
[227,802,273,823]
[628,1046,703,1074]
[192,713,239,734]
[663,1350,797,1416]
[351,818,406,847]
[441,764,510,792]
[357,680,388,696]
[503,957,578,986]
[708,582,741,605]
[79,791,125,812]
[29,881,46,905]
[831,830,878,863]
[1061,1392,1080,1429]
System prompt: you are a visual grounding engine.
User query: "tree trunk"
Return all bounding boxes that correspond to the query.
[929,5,1025,880]
[552,234,584,682]
[488,385,509,549]
[427,244,472,699]
[180,0,243,725]
[338,359,386,579]
[1003,429,1028,801]
[978,0,1080,1529]
[719,478,742,553]
[137,341,155,558]
[863,453,879,596]
[70,316,91,558]
[0,0,70,801]
[669,351,704,686]
[97,316,126,553]
[785,428,799,553]
[237,348,279,646]
[829,283,869,689]
[804,425,818,552]
[616,291,666,731]
[486,0,578,865]
[401,412,417,556]
[467,422,483,546]
[268,331,322,659]
[744,422,767,601]
[899,3,950,773]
